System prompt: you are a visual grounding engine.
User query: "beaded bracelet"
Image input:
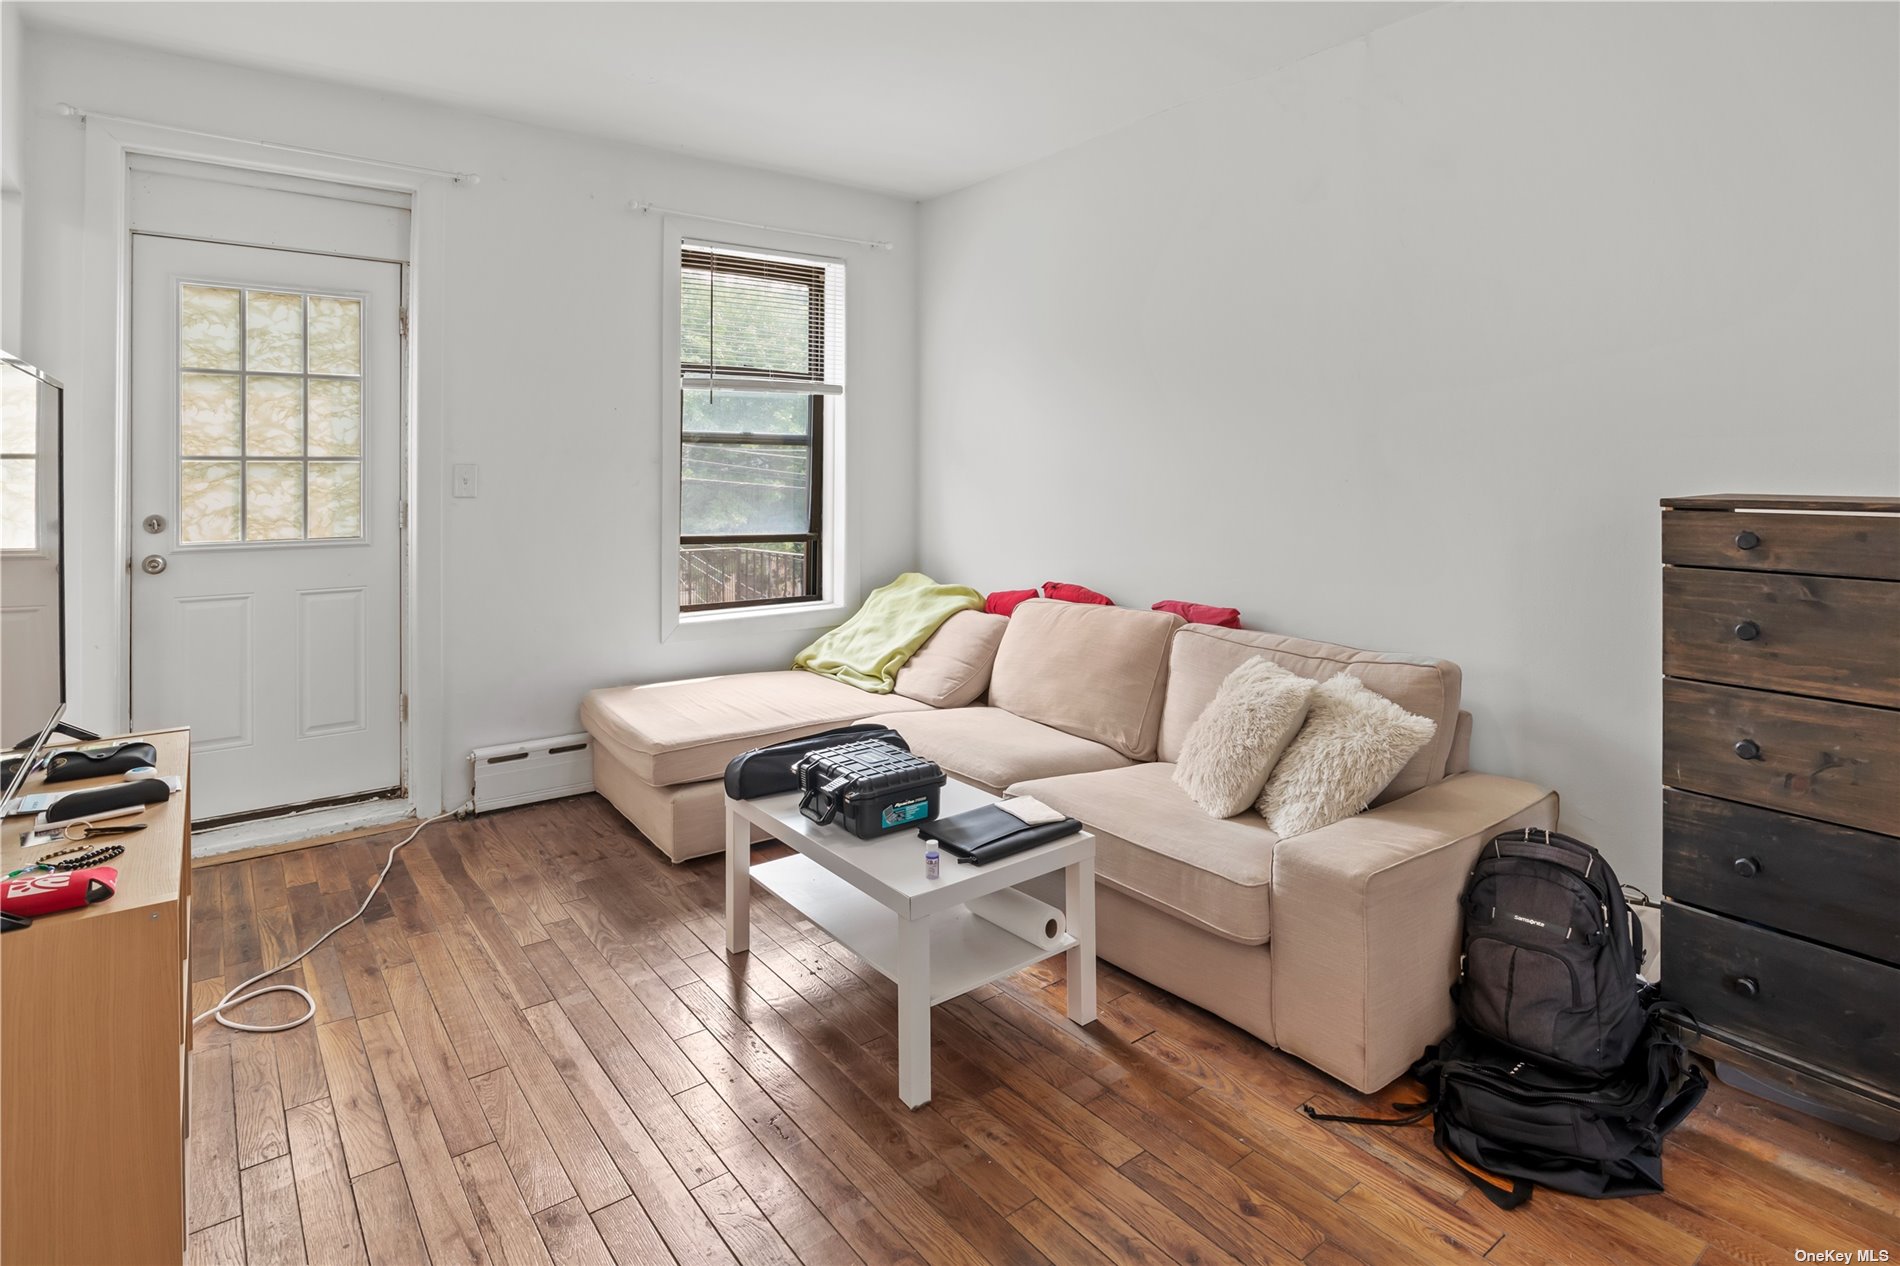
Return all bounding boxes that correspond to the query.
[5,843,125,878]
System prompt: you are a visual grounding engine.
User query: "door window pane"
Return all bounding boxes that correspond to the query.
[245,376,304,457]
[307,462,362,539]
[307,379,361,456]
[180,461,242,543]
[681,442,809,535]
[244,461,305,540]
[246,290,306,372]
[180,285,242,370]
[306,295,361,374]
[180,373,243,456]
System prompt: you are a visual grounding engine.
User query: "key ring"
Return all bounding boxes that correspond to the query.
[62,821,145,842]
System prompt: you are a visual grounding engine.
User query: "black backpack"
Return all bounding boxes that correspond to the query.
[1456,828,1646,1074]
[1306,1021,1708,1208]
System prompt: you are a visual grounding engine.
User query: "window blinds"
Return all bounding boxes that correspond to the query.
[681,245,843,395]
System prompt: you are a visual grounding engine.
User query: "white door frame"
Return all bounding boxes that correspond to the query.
[75,118,449,850]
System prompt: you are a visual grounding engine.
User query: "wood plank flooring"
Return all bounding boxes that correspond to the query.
[186,795,1900,1265]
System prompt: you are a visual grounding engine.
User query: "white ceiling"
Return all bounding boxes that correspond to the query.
[20,1,1435,199]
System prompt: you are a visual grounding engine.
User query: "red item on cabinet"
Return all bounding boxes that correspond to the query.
[1,866,118,918]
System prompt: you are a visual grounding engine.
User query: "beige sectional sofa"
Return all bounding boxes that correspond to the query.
[583,599,1556,1091]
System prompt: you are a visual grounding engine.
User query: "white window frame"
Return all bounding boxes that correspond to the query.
[658,219,851,642]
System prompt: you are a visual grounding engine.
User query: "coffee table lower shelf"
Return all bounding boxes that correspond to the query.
[751,853,1076,1005]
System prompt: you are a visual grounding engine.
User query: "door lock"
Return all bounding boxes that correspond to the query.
[141,555,167,575]
[143,514,166,534]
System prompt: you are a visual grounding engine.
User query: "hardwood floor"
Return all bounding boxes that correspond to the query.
[186,795,1900,1265]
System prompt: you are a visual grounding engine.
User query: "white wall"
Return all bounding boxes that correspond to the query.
[17,28,918,814]
[917,2,1900,890]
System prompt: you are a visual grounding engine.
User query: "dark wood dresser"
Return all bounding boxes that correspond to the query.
[1660,495,1899,1134]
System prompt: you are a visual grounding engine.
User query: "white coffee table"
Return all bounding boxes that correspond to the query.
[725,778,1096,1108]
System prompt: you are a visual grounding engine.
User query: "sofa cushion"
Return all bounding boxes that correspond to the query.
[582,671,933,788]
[1009,762,1276,945]
[1173,657,1314,818]
[987,599,1183,760]
[1157,626,1462,804]
[1257,675,1438,836]
[892,611,1009,709]
[864,706,1133,796]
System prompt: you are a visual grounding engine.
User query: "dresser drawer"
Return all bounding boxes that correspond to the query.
[1663,902,1899,1090]
[1663,510,1900,581]
[1663,790,1900,965]
[1663,679,1900,835]
[1663,568,1900,707]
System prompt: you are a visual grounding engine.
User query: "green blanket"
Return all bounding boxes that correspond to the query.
[793,572,982,693]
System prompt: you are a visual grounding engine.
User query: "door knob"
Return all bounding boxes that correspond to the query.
[1734,530,1761,551]
[1729,975,1760,999]
[1732,856,1761,878]
[1734,739,1761,760]
[141,555,167,575]
[142,514,166,534]
[1734,620,1761,641]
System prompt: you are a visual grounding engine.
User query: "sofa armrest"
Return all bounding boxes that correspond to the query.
[1269,772,1557,1092]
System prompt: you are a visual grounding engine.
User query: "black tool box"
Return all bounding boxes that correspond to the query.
[794,739,945,839]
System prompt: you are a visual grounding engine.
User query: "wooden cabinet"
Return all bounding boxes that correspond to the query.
[1660,496,1899,1134]
[2,729,191,1265]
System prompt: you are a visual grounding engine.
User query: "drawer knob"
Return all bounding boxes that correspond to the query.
[1734,739,1762,761]
[1729,975,1760,999]
[1734,620,1761,641]
[1732,856,1761,878]
[1735,530,1761,551]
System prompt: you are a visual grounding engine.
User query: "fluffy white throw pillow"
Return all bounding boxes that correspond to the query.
[1258,674,1437,837]
[1172,657,1316,818]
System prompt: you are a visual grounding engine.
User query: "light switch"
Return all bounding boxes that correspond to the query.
[452,464,479,498]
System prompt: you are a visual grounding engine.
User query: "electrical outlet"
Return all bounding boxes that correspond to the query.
[452,464,479,498]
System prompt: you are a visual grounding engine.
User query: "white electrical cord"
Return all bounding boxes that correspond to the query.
[193,807,464,1033]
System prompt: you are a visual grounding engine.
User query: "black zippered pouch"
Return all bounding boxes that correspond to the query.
[723,724,910,801]
[44,777,172,823]
[44,742,160,784]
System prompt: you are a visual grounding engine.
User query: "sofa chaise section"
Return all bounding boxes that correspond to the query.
[583,670,933,861]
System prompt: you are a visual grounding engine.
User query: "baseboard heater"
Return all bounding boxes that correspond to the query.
[469,733,594,813]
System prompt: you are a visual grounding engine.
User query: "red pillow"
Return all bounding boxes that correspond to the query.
[985,589,1038,616]
[1042,582,1114,606]
[1153,600,1241,628]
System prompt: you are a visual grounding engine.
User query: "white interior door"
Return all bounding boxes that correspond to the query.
[131,235,403,821]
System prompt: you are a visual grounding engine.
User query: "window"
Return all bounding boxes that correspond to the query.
[0,361,40,551]
[175,283,365,543]
[678,244,843,611]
